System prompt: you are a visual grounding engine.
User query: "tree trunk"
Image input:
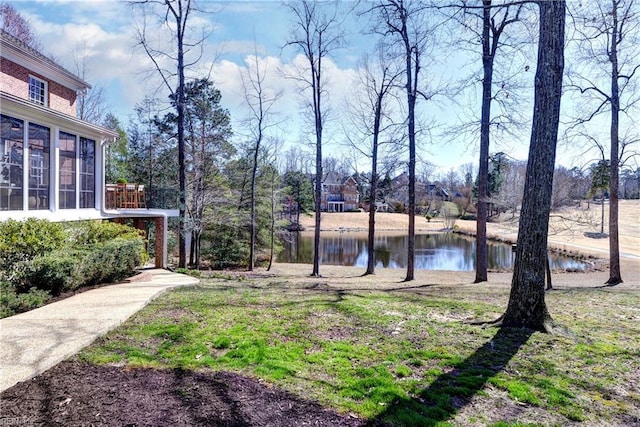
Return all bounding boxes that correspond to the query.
[310,20,324,278]
[607,0,622,285]
[176,6,187,269]
[545,256,553,290]
[366,172,378,275]
[194,230,201,270]
[601,195,605,235]
[296,190,301,226]
[475,0,492,283]
[249,135,261,272]
[267,169,276,272]
[405,42,417,282]
[189,230,195,266]
[502,0,565,331]
[365,95,384,276]
[312,148,322,276]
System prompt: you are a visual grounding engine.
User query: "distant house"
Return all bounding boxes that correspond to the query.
[427,184,450,201]
[374,201,389,212]
[320,172,359,212]
[0,30,175,267]
[388,172,429,207]
[385,173,453,213]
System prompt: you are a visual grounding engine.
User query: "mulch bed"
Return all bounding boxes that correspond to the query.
[0,361,365,426]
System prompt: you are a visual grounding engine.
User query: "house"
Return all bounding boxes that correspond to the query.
[385,173,452,213]
[427,183,450,201]
[320,172,359,212]
[388,172,428,208]
[374,201,389,212]
[0,30,175,267]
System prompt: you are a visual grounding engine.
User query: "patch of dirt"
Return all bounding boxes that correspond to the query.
[0,361,364,427]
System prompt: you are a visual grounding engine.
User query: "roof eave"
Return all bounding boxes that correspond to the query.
[0,91,118,140]
[1,36,91,92]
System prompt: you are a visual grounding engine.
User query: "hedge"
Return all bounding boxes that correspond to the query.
[21,238,147,296]
[0,280,50,319]
[1,220,147,318]
[0,219,65,272]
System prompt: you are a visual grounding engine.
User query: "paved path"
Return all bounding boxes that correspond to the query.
[0,269,199,393]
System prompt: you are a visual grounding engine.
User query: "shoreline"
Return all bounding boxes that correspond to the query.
[296,202,640,259]
[287,204,639,285]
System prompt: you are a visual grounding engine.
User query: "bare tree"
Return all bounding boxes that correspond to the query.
[344,47,402,275]
[366,0,436,281]
[500,0,565,332]
[475,1,527,282]
[73,43,108,124]
[495,159,526,218]
[128,0,212,268]
[240,46,282,271]
[445,0,530,282]
[264,144,282,272]
[567,0,640,285]
[0,2,41,50]
[284,1,344,277]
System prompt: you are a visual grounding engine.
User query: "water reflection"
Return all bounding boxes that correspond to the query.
[277,232,587,271]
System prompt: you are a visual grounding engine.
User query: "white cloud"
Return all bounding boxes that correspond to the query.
[11,1,569,173]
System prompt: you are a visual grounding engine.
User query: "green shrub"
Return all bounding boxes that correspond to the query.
[21,238,146,295]
[81,238,147,284]
[202,224,249,269]
[0,219,65,271]
[78,238,146,286]
[22,253,81,295]
[0,281,50,318]
[65,220,142,246]
[1,219,147,317]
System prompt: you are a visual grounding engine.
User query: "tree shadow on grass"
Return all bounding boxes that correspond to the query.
[367,327,534,426]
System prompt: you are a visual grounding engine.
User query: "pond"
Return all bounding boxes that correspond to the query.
[277,232,589,271]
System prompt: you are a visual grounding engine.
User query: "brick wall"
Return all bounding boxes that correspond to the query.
[0,57,78,116]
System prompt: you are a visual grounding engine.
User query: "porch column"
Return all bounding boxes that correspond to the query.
[133,218,144,231]
[154,216,167,268]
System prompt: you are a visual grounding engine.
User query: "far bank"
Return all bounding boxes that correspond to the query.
[297,200,640,259]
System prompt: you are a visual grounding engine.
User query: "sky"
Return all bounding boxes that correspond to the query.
[8,0,598,178]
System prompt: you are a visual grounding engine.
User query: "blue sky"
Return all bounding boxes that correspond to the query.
[9,0,591,177]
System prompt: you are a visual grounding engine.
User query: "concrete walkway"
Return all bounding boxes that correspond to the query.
[0,269,199,392]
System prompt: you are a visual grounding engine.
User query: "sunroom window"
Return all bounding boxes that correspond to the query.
[0,115,24,210]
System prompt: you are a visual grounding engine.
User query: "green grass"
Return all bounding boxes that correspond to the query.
[79,275,640,426]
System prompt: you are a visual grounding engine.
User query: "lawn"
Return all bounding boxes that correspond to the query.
[79,268,640,426]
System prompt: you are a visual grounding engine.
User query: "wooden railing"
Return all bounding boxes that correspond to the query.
[105,183,147,210]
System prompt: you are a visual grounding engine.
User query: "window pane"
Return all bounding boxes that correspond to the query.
[1,115,24,210]
[28,76,46,105]
[79,137,95,209]
[28,123,50,210]
[59,131,76,209]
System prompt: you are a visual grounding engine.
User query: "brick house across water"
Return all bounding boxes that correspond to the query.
[320,172,359,212]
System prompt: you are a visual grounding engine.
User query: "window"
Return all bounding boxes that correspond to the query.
[28,75,47,106]
[28,123,50,210]
[0,115,24,210]
[79,137,95,209]
[59,131,76,209]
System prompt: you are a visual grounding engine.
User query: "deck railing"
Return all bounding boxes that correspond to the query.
[105,183,147,210]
